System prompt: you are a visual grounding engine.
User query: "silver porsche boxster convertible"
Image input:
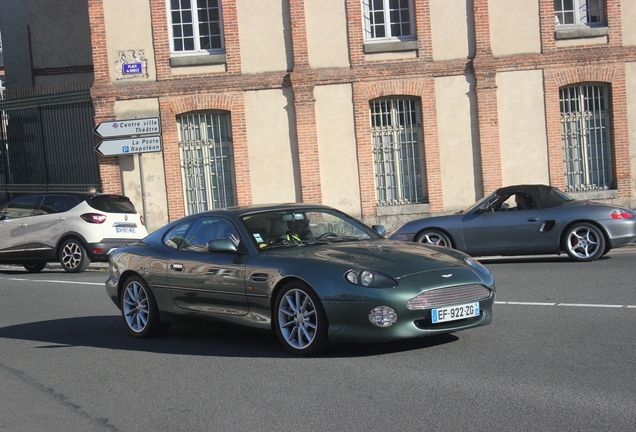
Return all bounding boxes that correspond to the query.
[390,184,636,262]
[106,203,495,356]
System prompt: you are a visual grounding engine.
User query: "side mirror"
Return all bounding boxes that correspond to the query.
[207,239,239,253]
[477,204,489,214]
[372,225,386,237]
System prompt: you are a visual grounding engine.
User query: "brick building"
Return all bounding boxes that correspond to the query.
[8,1,636,232]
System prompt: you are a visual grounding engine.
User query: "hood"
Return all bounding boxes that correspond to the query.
[263,239,473,279]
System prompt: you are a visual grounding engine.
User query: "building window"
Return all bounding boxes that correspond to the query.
[168,0,224,53]
[560,84,613,192]
[177,112,236,215]
[554,0,603,26]
[370,98,425,206]
[362,0,414,41]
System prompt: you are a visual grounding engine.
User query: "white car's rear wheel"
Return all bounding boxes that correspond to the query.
[59,238,90,273]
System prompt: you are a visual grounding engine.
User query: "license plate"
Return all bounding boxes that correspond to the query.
[116,227,136,234]
[432,302,479,323]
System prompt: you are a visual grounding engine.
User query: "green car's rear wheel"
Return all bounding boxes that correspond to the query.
[121,276,171,338]
[274,281,329,356]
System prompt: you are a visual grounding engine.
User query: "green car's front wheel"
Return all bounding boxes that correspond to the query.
[274,281,329,356]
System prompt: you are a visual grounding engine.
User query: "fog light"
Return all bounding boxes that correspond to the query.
[369,306,397,327]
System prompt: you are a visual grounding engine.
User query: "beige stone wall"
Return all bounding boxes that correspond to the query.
[435,74,479,210]
[244,88,298,203]
[430,0,474,61]
[625,62,636,201]
[103,0,156,82]
[489,0,541,57]
[622,1,636,47]
[496,70,549,186]
[113,99,168,233]
[305,0,349,69]
[314,84,361,216]
[237,0,291,74]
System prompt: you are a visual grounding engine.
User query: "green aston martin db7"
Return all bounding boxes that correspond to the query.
[106,203,495,356]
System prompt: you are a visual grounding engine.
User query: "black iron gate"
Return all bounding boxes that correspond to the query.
[0,87,100,206]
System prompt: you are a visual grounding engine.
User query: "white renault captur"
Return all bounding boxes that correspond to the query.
[0,192,148,272]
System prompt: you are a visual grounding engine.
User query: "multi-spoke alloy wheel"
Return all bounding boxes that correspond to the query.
[416,230,453,248]
[564,223,606,262]
[59,238,90,273]
[274,282,329,356]
[121,276,170,338]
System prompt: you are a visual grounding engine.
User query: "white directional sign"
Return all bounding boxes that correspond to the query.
[95,136,162,156]
[94,117,161,138]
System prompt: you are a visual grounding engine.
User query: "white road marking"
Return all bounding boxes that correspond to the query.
[495,301,636,309]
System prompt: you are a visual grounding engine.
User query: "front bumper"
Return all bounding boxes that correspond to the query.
[323,284,495,344]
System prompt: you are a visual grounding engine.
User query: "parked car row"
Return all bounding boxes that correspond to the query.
[3,184,635,355]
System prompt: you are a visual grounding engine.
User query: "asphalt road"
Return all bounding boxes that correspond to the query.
[0,250,634,431]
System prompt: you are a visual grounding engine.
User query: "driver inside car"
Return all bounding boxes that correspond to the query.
[287,217,313,241]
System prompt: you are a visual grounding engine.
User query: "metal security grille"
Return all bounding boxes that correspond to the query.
[370,98,425,206]
[0,87,99,206]
[177,112,236,215]
[560,84,612,192]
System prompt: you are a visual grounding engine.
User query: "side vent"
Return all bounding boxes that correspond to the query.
[250,273,270,282]
[540,220,557,232]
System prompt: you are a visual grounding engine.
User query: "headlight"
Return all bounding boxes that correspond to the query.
[369,306,398,327]
[463,256,490,275]
[345,269,396,288]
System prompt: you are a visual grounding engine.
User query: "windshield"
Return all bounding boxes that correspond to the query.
[241,208,381,250]
[462,193,497,214]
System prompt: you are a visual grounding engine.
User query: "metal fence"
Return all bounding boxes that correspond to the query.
[0,87,100,206]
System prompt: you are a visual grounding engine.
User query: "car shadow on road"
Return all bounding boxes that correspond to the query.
[0,315,459,358]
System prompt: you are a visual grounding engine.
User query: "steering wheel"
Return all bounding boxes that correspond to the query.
[317,232,338,240]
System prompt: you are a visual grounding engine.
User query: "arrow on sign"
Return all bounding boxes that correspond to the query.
[95,136,163,156]
[93,117,161,138]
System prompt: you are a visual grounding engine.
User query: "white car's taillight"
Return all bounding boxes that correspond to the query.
[81,213,107,224]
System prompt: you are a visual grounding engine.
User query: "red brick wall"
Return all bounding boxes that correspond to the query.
[88,0,636,221]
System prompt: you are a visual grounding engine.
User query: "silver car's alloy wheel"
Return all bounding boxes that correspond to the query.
[564,223,605,262]
[275,283,329,356]
[123,280,149,333]
[59,239,90,273]
[416,230,452,247]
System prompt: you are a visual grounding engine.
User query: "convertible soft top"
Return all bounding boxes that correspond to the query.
[496,184,573,209]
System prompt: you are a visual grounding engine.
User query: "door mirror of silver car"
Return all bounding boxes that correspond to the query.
[207,239,239,253]
[372,225,386,237]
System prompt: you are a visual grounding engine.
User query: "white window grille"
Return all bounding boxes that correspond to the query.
[370,98,425,206]
[554,0,603,26]
[177,112,236,214]
[168,0,224,53]
[560,84,613,192]
[362,0,414,41]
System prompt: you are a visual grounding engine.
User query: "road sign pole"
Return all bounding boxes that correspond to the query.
[139,153,149,228]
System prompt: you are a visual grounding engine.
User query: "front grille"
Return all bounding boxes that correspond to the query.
[407,284,490,310]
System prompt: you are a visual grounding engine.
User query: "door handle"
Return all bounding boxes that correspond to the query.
[171,263,184,271]
[19,223,28,227]
[528,217,539,222]
[56,217,65,221]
